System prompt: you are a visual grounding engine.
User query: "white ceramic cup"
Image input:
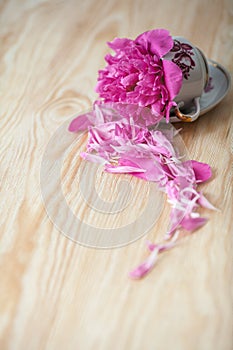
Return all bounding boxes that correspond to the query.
[164,36,209,122]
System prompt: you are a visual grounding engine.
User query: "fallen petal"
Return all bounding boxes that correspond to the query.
[129,248,159,279]
[180,216,208,231]
[189,160,212,183]
[198,193,219,211]
[68,114,92,132]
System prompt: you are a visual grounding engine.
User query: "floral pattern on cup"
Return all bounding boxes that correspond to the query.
[204,76,214,93]
[171,39,196,80]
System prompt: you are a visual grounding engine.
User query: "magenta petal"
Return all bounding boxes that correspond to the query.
[146,241,158,252]
[129,249,159,279]
[135,29,173,57]
[68,114,92,132]
[190,160,212,183]
[180,216,208,231]
[129,262,153,279]
[162,60,183,100]
[121,73,139,87]
[108,37,132,50]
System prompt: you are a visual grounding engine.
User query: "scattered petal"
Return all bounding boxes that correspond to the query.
[68,114,92,132]
[198,193,219,211]
[180,216,208,231]
[68,27,215,279]
[129,248,159,279]
[189,160,212,183]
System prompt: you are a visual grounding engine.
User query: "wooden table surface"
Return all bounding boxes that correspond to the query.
[1,1,233,349]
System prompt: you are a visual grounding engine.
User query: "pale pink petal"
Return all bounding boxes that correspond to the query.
[69,104,213,280]
[68,114,92,132]
[129,248,159,279]
[198,193,219,211]
[146,240,175,252]
[80,152,107,164]
[120,155,167,183]
[180,216,208,231]
[105,164,145,174]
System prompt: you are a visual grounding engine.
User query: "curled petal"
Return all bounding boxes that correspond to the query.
[198,193,219,211]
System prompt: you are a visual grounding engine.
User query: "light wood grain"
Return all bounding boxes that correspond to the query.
[0,0,233,349]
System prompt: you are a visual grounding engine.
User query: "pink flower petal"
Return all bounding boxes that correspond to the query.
[146,240,175,252]
[68,114,92,132]
[108,37,132,51]
[130,240,176,279]
[180,216,208,231]
[129,248,159,279]
[105,164,145,174]
[80,152,107,164]
[162,60,183,100]
[198,193,218,211]
[189,160,212,183]
[121,73,139,88]
[135,29,173,57]
[69,103,214,279]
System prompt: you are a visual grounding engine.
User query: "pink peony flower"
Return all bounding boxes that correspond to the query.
[95,29,183,122]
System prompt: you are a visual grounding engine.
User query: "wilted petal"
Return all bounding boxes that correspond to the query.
[180,216,208,231]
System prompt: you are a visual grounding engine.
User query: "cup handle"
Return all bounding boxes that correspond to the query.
[174,97,201,122]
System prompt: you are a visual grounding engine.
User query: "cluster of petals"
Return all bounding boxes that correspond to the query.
[69,104,215,278]
[95,29,183,122]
